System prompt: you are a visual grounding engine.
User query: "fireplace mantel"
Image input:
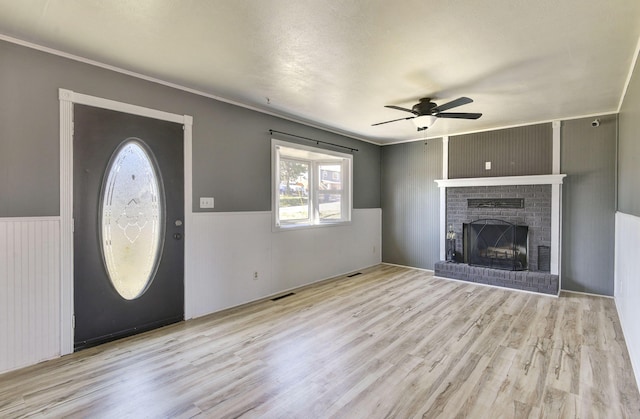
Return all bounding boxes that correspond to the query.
[435,174,566,188]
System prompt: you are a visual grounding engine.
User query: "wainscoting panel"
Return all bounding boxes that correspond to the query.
[0,217,60,373]
[615,211,640,392]
[185,208,382,319]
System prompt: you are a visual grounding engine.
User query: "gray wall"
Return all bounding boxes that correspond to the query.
[449,123,552,178]
[381,139,442,270]
[619,57,640,216]
[561,114,617,295]
[0,38,624,297]
[380,118,617,296]
[0,40,380,217]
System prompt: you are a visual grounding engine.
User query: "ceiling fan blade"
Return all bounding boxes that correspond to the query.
[435,112,482,119]
[371,116,416,126]
[385,105,419,115]
[431,97,473,113]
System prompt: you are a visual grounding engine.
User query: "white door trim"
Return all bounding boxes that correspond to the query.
[58,88,193,355]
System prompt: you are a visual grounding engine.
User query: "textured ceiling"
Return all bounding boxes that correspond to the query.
[0,0,639,144]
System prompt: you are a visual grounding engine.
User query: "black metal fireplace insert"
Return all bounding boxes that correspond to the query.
[464,219,528,271]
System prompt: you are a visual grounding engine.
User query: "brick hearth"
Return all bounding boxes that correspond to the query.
[434,261,559,295]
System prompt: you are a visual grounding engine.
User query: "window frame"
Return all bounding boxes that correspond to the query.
[278,156,312,225]
[272,139,353,230]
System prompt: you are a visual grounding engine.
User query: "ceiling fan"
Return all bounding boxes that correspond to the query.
[372,97,482,131]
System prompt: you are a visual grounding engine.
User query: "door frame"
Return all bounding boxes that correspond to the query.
[59,88,193,355]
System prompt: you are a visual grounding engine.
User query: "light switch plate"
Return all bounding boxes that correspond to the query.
[485,161,491,170]
[200,197,214,208]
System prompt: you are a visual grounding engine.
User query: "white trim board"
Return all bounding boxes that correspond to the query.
[435,174,566,188]
[191,210,272,217]
[552,121,561,174]
[58,89,193,355]
[382,262,435,274]
[0,216,60,222]
[439,136,449,261]
[62,90,185,124]
[561,289,614,299]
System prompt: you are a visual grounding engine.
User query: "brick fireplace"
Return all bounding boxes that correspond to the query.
[448,184,550,270]
[434,174,565,295]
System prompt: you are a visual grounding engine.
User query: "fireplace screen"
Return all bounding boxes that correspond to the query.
[466,219,528,271]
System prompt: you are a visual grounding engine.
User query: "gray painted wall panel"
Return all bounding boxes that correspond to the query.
[449,124,552,178]
[0,40,380,216]
[0,44,61,216]
[619,58,640,217]
[561,115,617,295]
[381,139,442,270]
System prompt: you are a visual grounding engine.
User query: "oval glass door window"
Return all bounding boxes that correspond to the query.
[100,139,164,300]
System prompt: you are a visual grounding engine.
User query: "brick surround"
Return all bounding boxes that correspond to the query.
[435,184,559,295]
[447,184,551,271]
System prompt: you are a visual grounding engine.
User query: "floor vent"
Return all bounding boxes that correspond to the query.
[271,292,295,301]
[347,272,362,278]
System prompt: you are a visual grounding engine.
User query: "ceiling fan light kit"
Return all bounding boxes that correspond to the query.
[373,96,482,131]
[412,115,437,131]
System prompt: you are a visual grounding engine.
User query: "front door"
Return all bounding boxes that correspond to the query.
[73,104,184,350]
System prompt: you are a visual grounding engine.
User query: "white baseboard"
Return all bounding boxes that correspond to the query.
[560,289,614,299]
[381,262,435,274]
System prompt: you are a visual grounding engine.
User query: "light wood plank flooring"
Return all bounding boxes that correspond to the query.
[1,265,639,418]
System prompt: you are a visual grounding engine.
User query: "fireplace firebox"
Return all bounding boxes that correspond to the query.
[464,219,528,271]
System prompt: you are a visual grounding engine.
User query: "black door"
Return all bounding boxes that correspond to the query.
[73,104,184,350]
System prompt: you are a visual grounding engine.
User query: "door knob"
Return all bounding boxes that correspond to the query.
[173,233,182,240]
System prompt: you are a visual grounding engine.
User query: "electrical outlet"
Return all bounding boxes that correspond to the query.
[253,271,259,280]
[485,161,491,170]
[200,197,214,208]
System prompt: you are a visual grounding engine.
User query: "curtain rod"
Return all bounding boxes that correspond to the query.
[269,129,358,152]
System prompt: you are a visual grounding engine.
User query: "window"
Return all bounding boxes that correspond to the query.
[272,139,352,229]
[100,139,164,300]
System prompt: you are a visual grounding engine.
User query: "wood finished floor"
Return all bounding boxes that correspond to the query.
[1,265,639,418]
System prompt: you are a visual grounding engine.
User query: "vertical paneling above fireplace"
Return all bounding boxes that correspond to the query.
[449,123,552,178]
